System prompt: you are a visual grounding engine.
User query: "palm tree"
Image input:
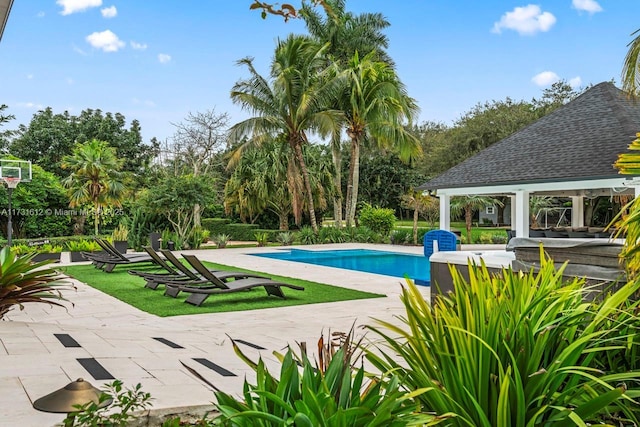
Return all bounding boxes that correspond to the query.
[529,196,554,228]
[61,139,126,235]
[226,138,334,230]
[300,0,392,65]
[622,28,640,96]
[451,195,503,243]
[401,189,439,244]
[342,52,421,226]
[300,0,392,227]
[229,34,343,233]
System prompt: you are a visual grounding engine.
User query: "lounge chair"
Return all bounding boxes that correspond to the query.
[85,238,155,272]
[158,250,269,296]
[171,254,304,306]
[128,247,190,289]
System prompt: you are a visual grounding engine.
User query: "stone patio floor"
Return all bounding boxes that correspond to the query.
[0,243,497,426]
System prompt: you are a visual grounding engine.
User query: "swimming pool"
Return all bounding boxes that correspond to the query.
[252,248,430,285]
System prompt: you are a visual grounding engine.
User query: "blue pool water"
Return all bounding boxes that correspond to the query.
[252,249,430,285]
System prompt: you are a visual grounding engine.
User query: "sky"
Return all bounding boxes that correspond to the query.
[1,0,639,144]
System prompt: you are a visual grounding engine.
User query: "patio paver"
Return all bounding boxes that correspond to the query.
[0,243,492,426]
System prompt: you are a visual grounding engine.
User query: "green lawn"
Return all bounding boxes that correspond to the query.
[61,262,384,317]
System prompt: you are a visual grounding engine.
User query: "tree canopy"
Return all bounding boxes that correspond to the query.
[9,108,158,177]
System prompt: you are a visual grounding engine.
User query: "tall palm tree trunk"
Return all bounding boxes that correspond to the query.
[413,205,419,245]
[465,207,473,243]
[332,142,343,228]
[278,213,289,230]
[94,204,100,236]
[345,138,360,227]
[292,141,319,233]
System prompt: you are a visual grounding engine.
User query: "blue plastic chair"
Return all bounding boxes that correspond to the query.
[423,230,458,259]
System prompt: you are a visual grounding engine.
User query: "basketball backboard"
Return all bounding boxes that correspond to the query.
[0,159,32,182]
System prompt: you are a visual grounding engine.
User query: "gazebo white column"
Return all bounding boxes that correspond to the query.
[571,196,584,228]
[439,194,451,231]
[510,195,516,231]
[514,190,530,237]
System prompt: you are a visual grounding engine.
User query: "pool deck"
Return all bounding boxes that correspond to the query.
[0,243,502,426]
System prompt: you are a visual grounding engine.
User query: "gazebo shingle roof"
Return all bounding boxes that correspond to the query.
[0,0,13,43]
[419,82,640,190]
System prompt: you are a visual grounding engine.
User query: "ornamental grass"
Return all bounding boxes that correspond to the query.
[366,248,640,426]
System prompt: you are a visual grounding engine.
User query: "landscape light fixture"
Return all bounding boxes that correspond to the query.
[33,378,112,414]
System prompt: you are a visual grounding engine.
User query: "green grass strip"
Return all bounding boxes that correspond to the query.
[61,261,384,317]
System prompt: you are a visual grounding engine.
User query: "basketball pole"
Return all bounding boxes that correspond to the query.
[6,185,12,247]
[4,179,20,247]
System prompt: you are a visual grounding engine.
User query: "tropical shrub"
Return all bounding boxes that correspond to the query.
[64,380,152,427]
[276,231,295,246]
[479,232,494,244]
[65,239,101,252]
[201,219,261,241]
[111,223,129,242]
[318,226,348,243]
[124,207,166,251]
[347,225,382,243]
[187,226,210,250]
[158,228,190,250]
[297,226,317,245]
[160,229,176,250]
[212,332,440,426]
[358,204,396,237]
[10,244,32,256]
[213,233,231,249]
[38,243,63,253]
[12,243,64,256]
[491,233,508,244]
[254,231,270,247]
[0,247,73,318]
[366,252,640,426]
[390,228,412,245]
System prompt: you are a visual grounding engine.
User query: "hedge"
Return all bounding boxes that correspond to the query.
[202,218,261,241]
[0,235,110,248]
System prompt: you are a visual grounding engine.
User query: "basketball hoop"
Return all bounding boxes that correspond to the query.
[3,177,20,189]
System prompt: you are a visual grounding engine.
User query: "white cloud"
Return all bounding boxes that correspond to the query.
[130,41,148,50]
[86,30,125,52]
[57,0,102,16]
[101,6,117,18]
[532,71,560,86]
[492,5,556,35]
[569,76,582,88]
[132,98,156,107]
[66,78,74,85]
[158,53,171,64]
[36,11,45,18]
[17,102,44,110]
[26,74,33,79]
[572,0,603,14]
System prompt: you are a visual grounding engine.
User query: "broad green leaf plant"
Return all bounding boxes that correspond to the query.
[0,246,73,318]
[366,253,640,426]
[212,331,445,426]
[613,132,640,276]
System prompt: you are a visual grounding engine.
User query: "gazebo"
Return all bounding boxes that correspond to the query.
[418,82,640,238]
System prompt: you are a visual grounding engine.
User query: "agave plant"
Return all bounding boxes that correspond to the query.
[0,247,73,318]
[366,250,640,426]
[275,231,295,246]
[212,329,444,426]
[213,233,231,249]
